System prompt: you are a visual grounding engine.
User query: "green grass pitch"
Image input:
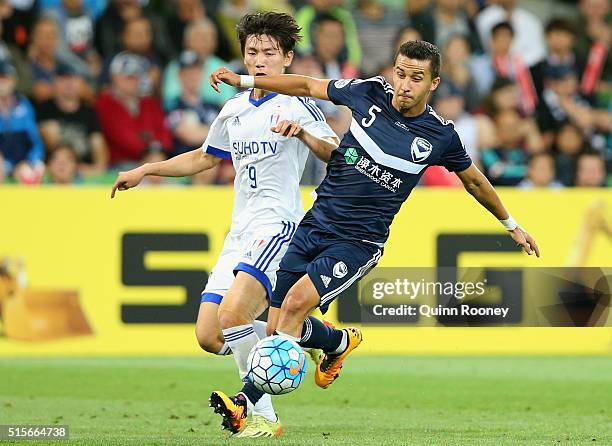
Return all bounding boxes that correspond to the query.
[1,357,611,445]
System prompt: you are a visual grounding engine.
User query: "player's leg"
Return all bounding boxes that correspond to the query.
[195,299,228,355]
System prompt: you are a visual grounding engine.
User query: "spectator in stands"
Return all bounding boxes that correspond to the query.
[393,26,422,53]
[476,0,546,67]
[312,14,358,79]
[481,109,542,186]
[531,18,580,100]
[44,0,102,78]
[28,16,94,103]
[573,0,611,97]
[518,152,563,189]
[45,142,79,184]
[99,16,161,94]
[0,0,36,53]
[296,0,361,70]
[575,150,607,187]
[433,80,495,163]
[165,50,220,184]
[215,0,256,62]
[162,18,235,109]
[0,59,44,184]
[352,0,405,77]
[95,52,171,167]
[37,63,108,176]
[440,34,481,111]
[411,0,481,53]
[0,14,32,95]
[537,63,610,148]
[166,0,232,62]
[95,0,174,65]
[554,122,588,186]
[480,76,519,115]
[471,22,538,114]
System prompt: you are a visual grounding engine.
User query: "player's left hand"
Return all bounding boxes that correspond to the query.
[509,227,540,257]
[209,67,240,92]
[271,120,303,138]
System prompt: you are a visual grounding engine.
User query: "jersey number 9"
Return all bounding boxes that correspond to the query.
[248,165,257,189]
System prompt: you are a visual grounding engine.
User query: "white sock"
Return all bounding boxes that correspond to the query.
[223,323,276,420]
[252,320,269,340]
[222,324,259,380]
[253,393,277,422]
[330,330,348,355]
[217,343,232,355]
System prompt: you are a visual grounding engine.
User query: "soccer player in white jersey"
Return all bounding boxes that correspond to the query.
[110,12,339,438]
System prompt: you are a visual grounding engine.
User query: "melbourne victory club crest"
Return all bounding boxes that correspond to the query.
[410,137,433,162]
[333,261,348,278]
[344,147,359,165]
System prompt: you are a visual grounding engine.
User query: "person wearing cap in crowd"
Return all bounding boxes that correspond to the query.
[0,59,45,184]
[95,51,171,168]
[165,50,226,185]
[37,62,109,176]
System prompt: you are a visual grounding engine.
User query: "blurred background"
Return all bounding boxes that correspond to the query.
[0,0,611,355]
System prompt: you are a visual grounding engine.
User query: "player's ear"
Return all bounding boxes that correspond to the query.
[430,76,441,92]
[284,50,294,68]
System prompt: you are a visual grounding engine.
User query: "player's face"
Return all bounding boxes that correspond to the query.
[391,55,440,115]
[243,35,293,77]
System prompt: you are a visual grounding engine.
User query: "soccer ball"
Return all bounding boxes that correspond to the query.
[246,335,307,395]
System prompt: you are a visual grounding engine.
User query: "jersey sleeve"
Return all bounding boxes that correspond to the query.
[200,106,231,160]
[326,78,360,108]
[439,130,472,172]
[294,97,337,140]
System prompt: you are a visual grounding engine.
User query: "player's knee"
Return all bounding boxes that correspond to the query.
[217,307,251,330]
[282,289,318,318]
[195,327,224,354]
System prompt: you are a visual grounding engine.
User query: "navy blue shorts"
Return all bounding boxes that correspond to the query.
[270,214,382,314]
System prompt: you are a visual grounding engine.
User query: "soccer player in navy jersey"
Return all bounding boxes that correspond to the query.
[208,40,540,429]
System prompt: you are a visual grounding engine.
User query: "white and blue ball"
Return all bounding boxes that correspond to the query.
[246,335,307,395]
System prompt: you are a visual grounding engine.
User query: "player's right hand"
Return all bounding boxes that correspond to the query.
[110,169,145,198]
[209,67,241,93]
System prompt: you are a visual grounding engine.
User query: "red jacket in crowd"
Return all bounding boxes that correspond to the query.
[95,91,173,165]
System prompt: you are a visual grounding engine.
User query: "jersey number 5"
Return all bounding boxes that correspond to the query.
[362,105,382,128]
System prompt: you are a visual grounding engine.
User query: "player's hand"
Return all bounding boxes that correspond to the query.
[110,168,146,198]
[509,227,540,257]
[271,120,303,138]
[209,67,240,93]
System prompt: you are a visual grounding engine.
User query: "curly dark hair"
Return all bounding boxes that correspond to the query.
[394,40,441,79]
[236,12,302,56]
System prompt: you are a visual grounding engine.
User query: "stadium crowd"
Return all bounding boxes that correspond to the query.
[0,0,609,187]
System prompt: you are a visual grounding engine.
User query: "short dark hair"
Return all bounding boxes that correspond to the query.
[236,12,302,56]
[545,18,575,35]
[394,40,441,79]
[491,21,514,37]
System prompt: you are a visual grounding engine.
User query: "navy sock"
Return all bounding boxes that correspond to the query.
[240,381,264,405]
[297,316,345,353]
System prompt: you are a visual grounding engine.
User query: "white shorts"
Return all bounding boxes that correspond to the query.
[200,221,298,305]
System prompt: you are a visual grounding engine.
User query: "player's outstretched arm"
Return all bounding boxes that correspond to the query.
[271,119,339,162]
[210,67,331,101]
[456,164,540,257]
[110,149,222,198]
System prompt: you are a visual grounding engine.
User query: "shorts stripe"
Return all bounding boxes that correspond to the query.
[258,222,296,272]
[253,222,288,269]
[319,249,382,306]
[254,222,294,271]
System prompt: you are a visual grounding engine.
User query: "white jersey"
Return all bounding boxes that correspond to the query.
[201,89,336,234]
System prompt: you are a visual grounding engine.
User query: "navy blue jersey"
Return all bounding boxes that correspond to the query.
[309,76,472,246]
